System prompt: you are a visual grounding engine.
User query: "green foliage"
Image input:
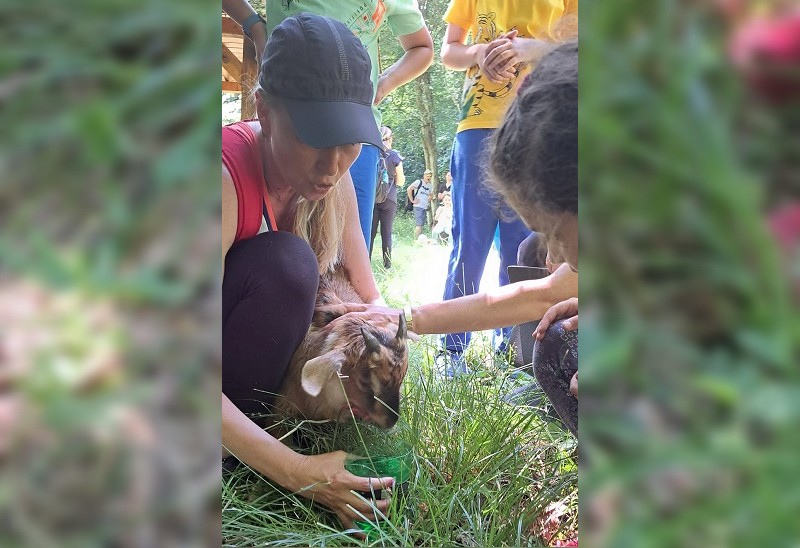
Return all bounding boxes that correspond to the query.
[222,214,576,546]
[376,0,462,181]
[1,0,221,303]
[581,1,800,545]
[1,1,221,545]
[223,342,577,547]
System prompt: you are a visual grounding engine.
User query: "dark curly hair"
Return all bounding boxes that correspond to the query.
[488,42,578,228]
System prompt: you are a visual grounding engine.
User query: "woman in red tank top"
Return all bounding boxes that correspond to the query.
[221,14,391,532]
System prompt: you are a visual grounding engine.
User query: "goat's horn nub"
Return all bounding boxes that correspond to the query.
[361,326,381,353]
[396,313,407,340]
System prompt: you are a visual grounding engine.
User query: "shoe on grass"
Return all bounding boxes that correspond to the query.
[503,381,546,407]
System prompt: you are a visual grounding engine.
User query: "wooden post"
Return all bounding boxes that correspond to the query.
[240,36,258,120]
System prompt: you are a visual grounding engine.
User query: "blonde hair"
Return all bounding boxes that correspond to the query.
[293,187,345,273]
[254,86,345,273]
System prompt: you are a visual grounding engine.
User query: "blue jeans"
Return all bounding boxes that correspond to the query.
[350,144,381,247]
[441,129,531,355]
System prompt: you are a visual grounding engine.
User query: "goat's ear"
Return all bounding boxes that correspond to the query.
[361,327,381,354]
[301,351,344,397]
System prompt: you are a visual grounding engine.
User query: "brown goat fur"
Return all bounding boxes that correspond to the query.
[274,270,409,429]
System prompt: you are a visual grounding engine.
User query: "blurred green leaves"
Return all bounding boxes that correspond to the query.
[1,0,220,301]
[0,1,221,545]
[581,1,800,546]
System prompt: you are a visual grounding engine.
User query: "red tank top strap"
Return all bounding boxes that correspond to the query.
[222,121,278,243]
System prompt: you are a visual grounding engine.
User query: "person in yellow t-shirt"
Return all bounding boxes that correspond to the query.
[437,0,577,374]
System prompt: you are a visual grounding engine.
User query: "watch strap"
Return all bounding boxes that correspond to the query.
[242,13,266,40]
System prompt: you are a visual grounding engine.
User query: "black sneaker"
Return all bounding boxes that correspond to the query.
[503,381,564,425]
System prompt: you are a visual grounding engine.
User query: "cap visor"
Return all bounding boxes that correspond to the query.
[281,99,383,149]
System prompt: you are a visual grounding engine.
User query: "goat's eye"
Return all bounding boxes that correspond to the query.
[355,372,372,392]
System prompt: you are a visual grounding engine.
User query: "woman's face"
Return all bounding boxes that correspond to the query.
[261,102,361,201]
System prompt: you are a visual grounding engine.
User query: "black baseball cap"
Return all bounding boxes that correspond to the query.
[260,13,383,150]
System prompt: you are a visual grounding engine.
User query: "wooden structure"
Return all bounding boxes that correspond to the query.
[222,15,258,120]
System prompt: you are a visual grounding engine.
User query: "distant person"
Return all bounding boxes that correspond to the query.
[370,126,405,268]
[432,192,453,243]
[437,170,453,201]
[221,0,434,247]
[407,169,434,239]
[437,0,578,373]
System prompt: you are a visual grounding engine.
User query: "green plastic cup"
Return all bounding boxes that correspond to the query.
[344,451,413,540]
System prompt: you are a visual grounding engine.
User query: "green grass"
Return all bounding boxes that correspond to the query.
[222,212,577,547]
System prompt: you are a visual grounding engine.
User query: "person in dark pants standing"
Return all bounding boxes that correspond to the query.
[370,126,405,268]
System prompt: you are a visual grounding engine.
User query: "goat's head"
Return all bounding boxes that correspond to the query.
[300,314,409,428]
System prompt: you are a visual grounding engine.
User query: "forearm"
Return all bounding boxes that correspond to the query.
[441,41,487,71]
[380,46,434,94]
[222,0,268,51]
[412,264,578,334]
[222,394,303,490]
[222,0,257,25]
[413,283,550,334]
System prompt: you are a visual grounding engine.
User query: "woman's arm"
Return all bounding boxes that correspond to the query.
[332,264,578,335]
[408,265,577,334]
[374,27,434,105]
[222,394,392,530]
[222,0,268,63]
[339,173,384,305]
[412,264,577,334]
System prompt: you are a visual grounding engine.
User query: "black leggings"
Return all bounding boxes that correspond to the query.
[222,232,319,416]
[370,200,397,268]
[533,319,578,437]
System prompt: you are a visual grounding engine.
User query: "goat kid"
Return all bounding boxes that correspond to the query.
[275,270,409,429]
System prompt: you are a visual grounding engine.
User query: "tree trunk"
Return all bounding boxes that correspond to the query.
[414,0,442,228]
[414,71,438,227]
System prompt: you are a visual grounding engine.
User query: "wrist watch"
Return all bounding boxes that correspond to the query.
[242,13,267,41]
[403,305,414,332]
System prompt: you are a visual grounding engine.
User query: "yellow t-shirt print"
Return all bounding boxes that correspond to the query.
[444,0,575,132]
[461,12,520,122]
